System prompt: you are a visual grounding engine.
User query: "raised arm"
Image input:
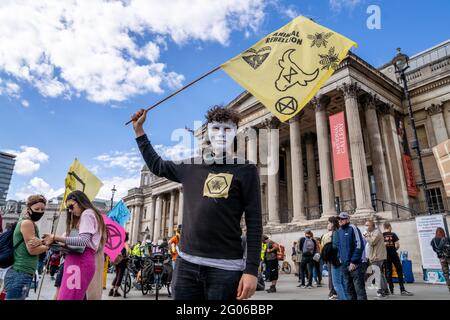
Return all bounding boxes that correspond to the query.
[131,109,183,183]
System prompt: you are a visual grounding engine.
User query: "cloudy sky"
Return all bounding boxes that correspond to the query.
[1,0,449,202]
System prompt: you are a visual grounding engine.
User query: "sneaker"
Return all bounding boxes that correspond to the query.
[306,285,313,289]
[316,283,322,287]
[108,289,114,297]
[297,284,306,288]
[400,290,414,296]
[328,295,337,300]
[113,290,122,297]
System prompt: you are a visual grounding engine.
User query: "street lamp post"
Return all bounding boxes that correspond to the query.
[392,48,433,215]
[110,185,117,211]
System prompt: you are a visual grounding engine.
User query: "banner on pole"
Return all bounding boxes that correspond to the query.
[221,16,357,122]
[329,111,351,181]
[102,214,125,262]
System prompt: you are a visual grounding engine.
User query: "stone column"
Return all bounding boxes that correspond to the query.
[427,103,448,145]
[132,205,142,244]
[380,105,410,208]
[246,127,258,164]
[168,191,176,237]
[153,195,162,242]
[339,83,373,215]
[305,133,320,219]
[177,188,184,225]
[312,95,336,218]
[340,179,354,211]
[264,117,281,224]
[285,145,293,221]
[362,93,391,202]
[148,197,155,240]
[289,114,306,222]
[442,101,450,138]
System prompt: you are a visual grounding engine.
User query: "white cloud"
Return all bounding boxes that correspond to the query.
[21,100,29,108]
[94,150,143,173]
[96,175,141,200]
[329,0,361,12]
[15,177,64,200]
[0,79,20,98]
[5,146,49,176]
[0,0,266,103]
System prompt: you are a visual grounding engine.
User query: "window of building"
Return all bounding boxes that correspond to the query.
[416,125,429,149]
[144,207,147,220]
[427,188,444,213]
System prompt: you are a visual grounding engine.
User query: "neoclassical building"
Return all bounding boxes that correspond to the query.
[123,40,450,273]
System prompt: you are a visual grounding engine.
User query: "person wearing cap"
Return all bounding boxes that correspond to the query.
[336,212,367,300]
[4,194,49,300]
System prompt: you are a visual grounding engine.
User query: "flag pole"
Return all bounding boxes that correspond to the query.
[37,208,62,300]
[125,66,221,125]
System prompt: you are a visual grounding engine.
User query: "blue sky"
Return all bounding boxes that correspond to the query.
[1,0,449,201]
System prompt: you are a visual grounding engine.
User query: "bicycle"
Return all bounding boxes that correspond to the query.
[140,245,173,300]
[121,255,144,298]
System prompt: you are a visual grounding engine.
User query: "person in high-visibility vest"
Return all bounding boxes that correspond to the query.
[131,241,143,257]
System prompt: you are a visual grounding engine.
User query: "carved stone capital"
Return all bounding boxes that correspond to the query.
[426,103,443,116]
[288,110,305,123]
[262,117,281,129]
[311,94,331,112]
[378,103,396,116]
[359,93,378,111]
[338,82,360,100]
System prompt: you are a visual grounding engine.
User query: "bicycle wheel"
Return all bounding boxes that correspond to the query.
[284,262,292,274]
[141,277,149,295]
[122,269,131,298]
[155,274,160,301]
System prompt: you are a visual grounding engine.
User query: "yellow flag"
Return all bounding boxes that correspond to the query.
[60,159,103,210]
[221,16,357,122]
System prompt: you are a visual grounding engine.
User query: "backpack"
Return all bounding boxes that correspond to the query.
[442,238,450,258]
[256,272,265,291]
[0,223,24,268]
[276,245,285,261]
[302,238,315,256]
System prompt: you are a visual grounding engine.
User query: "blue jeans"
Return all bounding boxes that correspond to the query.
[4,268,34,300]
[341,263,367,300]
[331,264,348,300]
[171,256,243,300]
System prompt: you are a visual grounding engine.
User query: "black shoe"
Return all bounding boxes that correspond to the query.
[266,285,276,293]
[113,290,122,297]
[108,289,114,297]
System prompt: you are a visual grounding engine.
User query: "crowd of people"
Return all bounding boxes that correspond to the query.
[260,211,450,300]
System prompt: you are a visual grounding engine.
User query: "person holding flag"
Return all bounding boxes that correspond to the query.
[168,226,182,269]
[43,191,107,300]
[131,106,262,300]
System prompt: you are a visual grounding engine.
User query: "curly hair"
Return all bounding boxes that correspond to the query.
[205,105,240,125]
[26,194,47,207]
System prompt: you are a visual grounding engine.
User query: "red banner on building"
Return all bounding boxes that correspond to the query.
[402,154,418,197]
[329,112,352,181]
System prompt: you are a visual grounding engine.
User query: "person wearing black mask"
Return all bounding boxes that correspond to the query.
[4,194,50,300]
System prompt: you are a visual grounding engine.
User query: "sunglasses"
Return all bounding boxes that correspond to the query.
[66,204,75,212]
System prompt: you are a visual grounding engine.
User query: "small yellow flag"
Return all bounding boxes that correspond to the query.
[60,159,103,210]
[221,16,357,122]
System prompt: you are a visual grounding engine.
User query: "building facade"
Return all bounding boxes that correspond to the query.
[0,151,16,207]
[123,40,450,274]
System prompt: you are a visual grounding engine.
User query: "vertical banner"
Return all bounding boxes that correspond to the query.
[416,215,449,284]
[102,214,125,262]
[432,139,450,197]
[402,154,418,197]
[329,111,351,181]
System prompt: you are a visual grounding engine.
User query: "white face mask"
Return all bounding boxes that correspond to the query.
[207,121,237,154]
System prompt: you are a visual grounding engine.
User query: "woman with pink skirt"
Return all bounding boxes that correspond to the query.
[43,190,106,300]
